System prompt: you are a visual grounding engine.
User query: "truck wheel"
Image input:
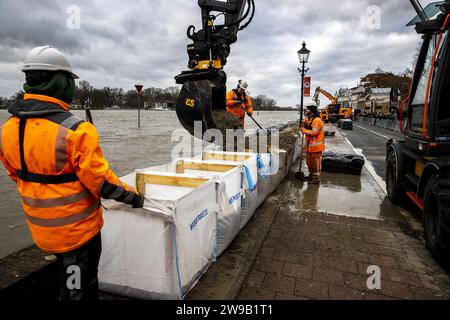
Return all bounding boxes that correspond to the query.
[423,173,450,270]
[386,151,404,204]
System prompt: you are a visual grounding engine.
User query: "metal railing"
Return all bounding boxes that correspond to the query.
[354,116,400,132]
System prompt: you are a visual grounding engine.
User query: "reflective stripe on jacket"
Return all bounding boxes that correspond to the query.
[226,89,253,126]
[0,94,138,253]
[302,116,325,153]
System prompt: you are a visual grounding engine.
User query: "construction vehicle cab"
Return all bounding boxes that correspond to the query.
[174,0,255,138]
[387,0,450,268]
[319,109,330,122]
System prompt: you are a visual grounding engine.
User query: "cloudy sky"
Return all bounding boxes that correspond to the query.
[0,0,437,107]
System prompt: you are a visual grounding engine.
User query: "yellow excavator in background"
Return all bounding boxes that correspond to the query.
[312,86,352,123]
[312,87,335,122]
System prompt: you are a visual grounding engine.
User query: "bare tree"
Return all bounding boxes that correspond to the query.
[74,80,94,108]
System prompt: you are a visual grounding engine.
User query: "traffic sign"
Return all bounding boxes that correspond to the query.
[135,84,144,94]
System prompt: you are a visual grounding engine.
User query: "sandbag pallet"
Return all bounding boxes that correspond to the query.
[286,133,302,176]
[203,151,258,229]
[174,159,243,256]
[98,135,302,300]
[99,171,217,300]
[255,149,288,208]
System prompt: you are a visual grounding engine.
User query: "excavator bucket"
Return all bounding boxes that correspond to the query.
[176,80,216,137]
[174,0,255,140]
[175,72,242,138]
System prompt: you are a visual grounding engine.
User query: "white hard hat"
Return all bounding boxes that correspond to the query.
[238,79,250,94]
[305,102,316,108]
[21,46,79,79]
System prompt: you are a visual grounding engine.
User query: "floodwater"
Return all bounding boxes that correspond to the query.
[0,109,298,258]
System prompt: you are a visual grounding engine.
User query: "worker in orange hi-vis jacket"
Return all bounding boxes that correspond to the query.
[226,80,253,128]
[301,102,326,184]
[0,46,144,300]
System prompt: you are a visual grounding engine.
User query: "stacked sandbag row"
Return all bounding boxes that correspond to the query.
[98,127,301,300]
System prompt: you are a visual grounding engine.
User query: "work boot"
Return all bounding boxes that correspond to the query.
[305,175,313,181]
[309,176,320,184]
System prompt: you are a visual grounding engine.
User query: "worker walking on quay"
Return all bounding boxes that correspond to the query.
[226,79,254,128]
[301,102,325,184]
[0,46,144,300]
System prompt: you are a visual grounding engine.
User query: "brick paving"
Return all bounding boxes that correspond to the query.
[188,127,450,301]
[237,208,450,300]
[236,127,450,300]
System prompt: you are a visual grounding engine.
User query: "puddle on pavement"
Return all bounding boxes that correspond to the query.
[286,171,400,220]
[289,128,401,220]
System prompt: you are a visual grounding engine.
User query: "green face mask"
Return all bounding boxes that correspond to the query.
[23,71,75,104]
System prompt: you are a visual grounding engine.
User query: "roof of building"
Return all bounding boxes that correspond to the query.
[360,73,410,96]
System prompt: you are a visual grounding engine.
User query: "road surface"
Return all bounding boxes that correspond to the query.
[338,123,405,182]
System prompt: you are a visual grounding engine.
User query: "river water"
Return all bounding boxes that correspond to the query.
[0,110,298,258]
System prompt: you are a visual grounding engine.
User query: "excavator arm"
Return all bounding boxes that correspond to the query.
[313,86,338,105]
[175,0,255,138]
[313,86,344,122]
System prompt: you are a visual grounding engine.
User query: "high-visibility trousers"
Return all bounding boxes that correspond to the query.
[306,152,323,176]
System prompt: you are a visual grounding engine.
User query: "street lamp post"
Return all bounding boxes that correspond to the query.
[298,41,310,126]
[296,41,311,180]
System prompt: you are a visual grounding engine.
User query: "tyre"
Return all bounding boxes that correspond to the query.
[386,151,404,204]
[423,173,450,270]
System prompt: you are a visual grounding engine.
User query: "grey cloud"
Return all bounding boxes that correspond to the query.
[0,1,85,51]
[0,0,438,107]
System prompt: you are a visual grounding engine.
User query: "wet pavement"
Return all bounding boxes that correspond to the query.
[290,125,399,220]
[338,123,425,235]
[237,207,450,300]
[188,126,450,300]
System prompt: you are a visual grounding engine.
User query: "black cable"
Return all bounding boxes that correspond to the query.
[221,0,252,29]
[239,0,255,31]
[214,12,225,20]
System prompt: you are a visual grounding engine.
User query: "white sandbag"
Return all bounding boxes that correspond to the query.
[256,153,274,208]
[140,163,177,173]
[203,151,258,188]
[285,136,302,177]
[177,159,243,256]
[137,159,243,256]
[293,135,302,162]
[203,151,259,230]
[98,171,217,300]
[240,185,259,229]
[271,149,288,190]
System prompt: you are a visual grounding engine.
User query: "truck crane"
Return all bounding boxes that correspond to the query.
[387,0,450,269]
[174,0,255,138]
[312,86,352,123]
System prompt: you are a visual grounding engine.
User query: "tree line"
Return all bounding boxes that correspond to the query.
[0,80,286,111]
[373,67,414,78]
[0,81,182,110]
[72,81,181,110]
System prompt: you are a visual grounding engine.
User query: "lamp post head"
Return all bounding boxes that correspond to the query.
[297,41,310,64]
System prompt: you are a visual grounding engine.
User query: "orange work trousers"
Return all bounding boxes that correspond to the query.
[306,152,323,176]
